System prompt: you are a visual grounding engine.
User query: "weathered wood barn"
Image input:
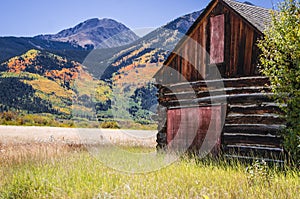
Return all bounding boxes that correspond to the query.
[154,0,286,163]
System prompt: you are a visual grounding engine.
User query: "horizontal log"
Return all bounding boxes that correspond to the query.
[226,115,285,125]
[223,77,269,87]
[223,124,285,135]
[161,87,271,102]
[224,87,271,94]
[161,76,270,88]
[228,104,284,115]
[223,133,283,147]
[227,93,274,104]
[167,103,224,110]
[160,93,273,108]
[223,145,285,159]
[158,76,270,93]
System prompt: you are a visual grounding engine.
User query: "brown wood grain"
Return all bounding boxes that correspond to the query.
[210,14,225,64]
[167,106,221,152]
[244,25,254,75]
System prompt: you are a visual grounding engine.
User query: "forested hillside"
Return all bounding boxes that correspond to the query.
[0,10,202,127]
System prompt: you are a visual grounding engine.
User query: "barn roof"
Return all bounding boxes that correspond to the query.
[223,0,272,32]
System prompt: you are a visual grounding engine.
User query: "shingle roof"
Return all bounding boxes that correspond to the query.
[223,0,272,32]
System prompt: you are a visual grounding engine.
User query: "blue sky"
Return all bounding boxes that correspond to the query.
[0,0,276,37]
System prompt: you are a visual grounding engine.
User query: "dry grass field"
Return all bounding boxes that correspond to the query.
[0,126,299,198]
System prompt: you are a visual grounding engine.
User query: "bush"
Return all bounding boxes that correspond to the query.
[258,0,300,166]
[1,111,17,121]
[100,121,120,129]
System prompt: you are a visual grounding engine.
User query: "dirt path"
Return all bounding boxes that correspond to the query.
[0,126,157,147]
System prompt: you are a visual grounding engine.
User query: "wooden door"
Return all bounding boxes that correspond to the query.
[167,106,222,153]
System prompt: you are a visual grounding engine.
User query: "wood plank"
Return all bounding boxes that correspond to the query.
[229,14,235,76]
[177,54,182,82]
[232,16,241,76]
[185,41,191,82]
[201,20,207,78]
[237,20,245,75]
[172,56,178,82]
[244,25,254,75]
[210,14,225,64]
[224,11,231,77]
[191,31,198,81]
[182,45,188,82]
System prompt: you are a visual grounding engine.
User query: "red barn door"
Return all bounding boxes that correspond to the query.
[167,106,222,153]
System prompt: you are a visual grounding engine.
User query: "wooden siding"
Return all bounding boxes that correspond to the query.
[155,2,262,85]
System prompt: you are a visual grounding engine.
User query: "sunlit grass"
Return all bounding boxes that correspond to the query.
[0,143,299,199]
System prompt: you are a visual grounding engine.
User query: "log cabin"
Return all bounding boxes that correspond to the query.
[154,0,286,163]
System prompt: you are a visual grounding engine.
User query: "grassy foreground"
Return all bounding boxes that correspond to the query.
[0,143,299,199]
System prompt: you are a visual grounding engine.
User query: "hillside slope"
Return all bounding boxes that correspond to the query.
[0,49,107,119]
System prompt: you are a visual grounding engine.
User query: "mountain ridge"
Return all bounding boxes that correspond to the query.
[0,18,139,64]
[35,18,139,49]
[89,9,203,80]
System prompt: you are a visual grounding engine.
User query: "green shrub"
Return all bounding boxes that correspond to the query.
[100,121,120,129]
[258,0,300,166]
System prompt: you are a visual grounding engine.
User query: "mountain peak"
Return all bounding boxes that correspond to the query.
[69,18,124,33]
[36,18,139,49]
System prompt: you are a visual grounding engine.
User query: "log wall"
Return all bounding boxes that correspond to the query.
[156,76,286,163]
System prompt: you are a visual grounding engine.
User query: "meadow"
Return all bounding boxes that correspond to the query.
[0,111,157,130]
[0,142,299,199]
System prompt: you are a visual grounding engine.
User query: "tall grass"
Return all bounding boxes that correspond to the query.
[0,111,157,130]
[0,143,299,199]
